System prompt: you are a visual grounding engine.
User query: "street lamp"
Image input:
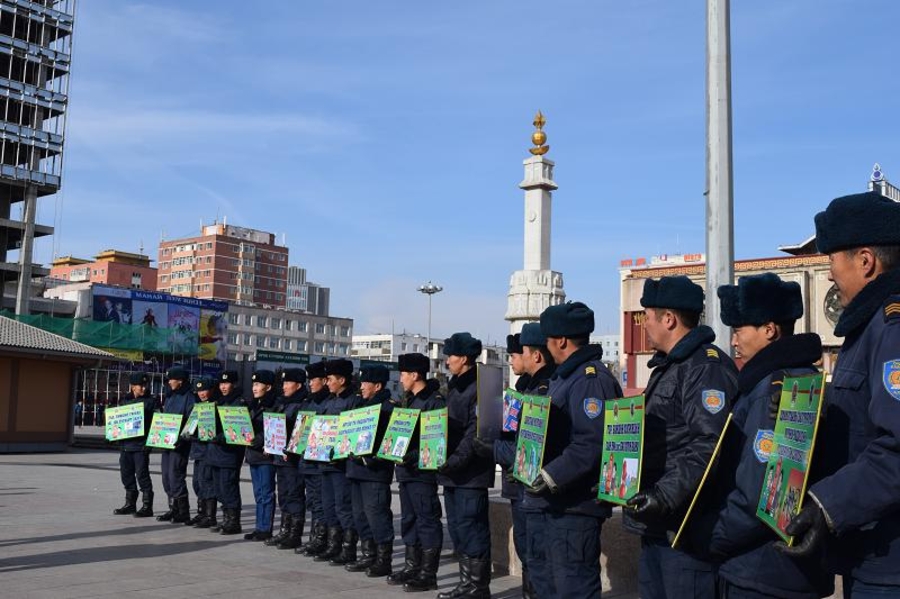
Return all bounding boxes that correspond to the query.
[417,281,443,357]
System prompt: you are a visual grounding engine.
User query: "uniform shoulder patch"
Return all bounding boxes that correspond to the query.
[584,365,597,378]
[753,429,775,463]
[583,398,603,419]
[885,301,900,321]
[883,360,900,400]
[701,389,726,414]
[705,348,720,361]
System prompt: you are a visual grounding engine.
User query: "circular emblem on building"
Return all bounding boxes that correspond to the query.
[824,284,843,327]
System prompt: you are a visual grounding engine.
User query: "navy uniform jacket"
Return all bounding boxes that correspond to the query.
[271,387,309,467]
[163,385,195,457]
[346,388,396,483]
[811,271,900,585]
[438,366,495,489]
[707,333,832,598]
[396,379,446,484]
[320,387,360,474]
[298,388,330,475]
[624,325,738,538]
[496,366,554,500]
[245,389,277,466]
[205,388,246,469]
[524,344,622,517]
[116,391,160,452]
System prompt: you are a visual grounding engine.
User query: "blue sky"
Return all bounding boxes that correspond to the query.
[32,0,900,344]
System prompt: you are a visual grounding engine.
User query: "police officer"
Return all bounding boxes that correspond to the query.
[207,370,245,535]
[524,301,622,598]
[387,352,445,591]
[780,191,900,597]
[113,372,159,518]
[265,368,309,550]
[157,366,195,524]
[624,276,738,599]
[244,369,278,541]
[345,365,396,577]
[184,378,218,527]
[703,273,832,598]
[300,360,331,557]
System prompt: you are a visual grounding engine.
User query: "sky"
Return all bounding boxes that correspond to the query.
[25,0,900,344]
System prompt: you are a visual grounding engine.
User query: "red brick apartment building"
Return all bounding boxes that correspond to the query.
[50,250,157,290]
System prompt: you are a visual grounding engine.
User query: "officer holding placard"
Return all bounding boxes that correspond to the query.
[300,360,330,556]
[158,366,195,524]
[206,370,245,535]
[185,378,217,527]
[113,372,159,518]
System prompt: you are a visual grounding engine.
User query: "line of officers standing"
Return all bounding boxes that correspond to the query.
[111,190,900,598]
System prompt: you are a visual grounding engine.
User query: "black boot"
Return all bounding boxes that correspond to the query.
[387,545,421,585]
[329,529,359,566]
[436,555,469,599]
[346,538,376,572]
[156,497,174,521]
[113,490,138,515]
[134,491,154,518]
[265,513,292,546]
[277,516,305,550]
[522,566,536,599]
[186,498,204,526]
[314,526,343,562]
[219,507,242,535]
[365,543,394,577]
[467,557,492,599]
[403,547,440,592]
[195,498,217,528]
[301,521,327,556]
[172,496,191,524]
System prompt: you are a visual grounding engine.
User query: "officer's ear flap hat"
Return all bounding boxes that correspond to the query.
[640,276,705,313]
[219,370,239,384]
[324,359,354,380]
[360,365,390,384]
[252,370,276,386]
[506,334,523,354]
[305,360,327,380]
[519,322,547,347]
[442,332,483,357]
[398,353,429,375]
[718,273,803,327]
[814,191,900,254]
[165,366,188,382]
[129,373,149,386]
[281,368,307,384]
[540,301,595,337]
[195,378,216,392]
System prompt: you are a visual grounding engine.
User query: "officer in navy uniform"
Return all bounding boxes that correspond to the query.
[299,360,330,556]
[524,301,622,598]
[437,332,495,599]
[703,273,832,598]
[388,352,445,592]
[779,191,900,598]
[184,378,218,527]
[475,323,556,598]
[207,370,245,535]
[345,365,396,577]
[623,276,738,599]
[112,372,160,518]
[265,368,309,550]
[244,369,278,541]
[157,366,195,524]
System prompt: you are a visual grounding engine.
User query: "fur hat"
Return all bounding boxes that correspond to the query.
[219,370,239,384]
[360,365,390,384]
[281,368,307,384]
[165,366,188,382]
[442,332,483,357]
[251,370,276,386]
[815,191,900,254]
[129,372,149,386]
[324,359,354,380]
[305,361,327,380]
[718,273,803,327]
[194,377,216,392]
[519,322,547,347]
[640,276,704,313]
[540,301,595,337]
[398,353,429,374]
[506,333,523,354]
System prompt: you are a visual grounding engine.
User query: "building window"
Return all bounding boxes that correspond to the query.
[284,339,292,351]
[401,342,407,351]
[314,342,325,354]
[297,340,308,352]
[243,333,252,345]
[227,333,237,344]
[271,318,281,329]
[315,323,325,334]
[269,337,280,349]
[340,326,351,337]
[229,313,239,325]
[284,320,293,331]
[298,322,308,332]
[256,336,266,347]
[257,316,268,328]
[244,314,253,326]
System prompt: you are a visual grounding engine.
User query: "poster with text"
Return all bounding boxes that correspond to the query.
[199,307,228,362]
[145,413,183,450]
[597,395,645,505]
[512,395,551,485]
[475,364,504,442]
[756,373,825,543]
[333,404,381,459]
[303,415,339,462]
[263,412,287,456]
[105,403,145,441]
[181,405,199,437]
[196,402,217,441]
[502,388,524,433]
[418,408,448,470]
[167,304,201,355]
[217,405,254,446]
[376,408,420,462]
[286,411,316,455]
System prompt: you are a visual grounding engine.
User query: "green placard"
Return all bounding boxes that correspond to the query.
[512,395,551,485]
[418,408,448,470]
[286,410,316,455]
[756,373,825,543]
[333,404,381,459]
[303,415,339,462]
[146,413,183,449]
[182,406,199,437]
[105,403,145,441]
[263,412,287,456]
[597,395,645,505]
[196,402,216,441]
[217,405,254,446]
[376,408,420,462]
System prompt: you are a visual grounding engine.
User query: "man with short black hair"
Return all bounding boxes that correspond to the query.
[207,370,245,535]
[158,366,195,524]
[184,378,217,527]
[299,360,331,557]
[112,372,159,518]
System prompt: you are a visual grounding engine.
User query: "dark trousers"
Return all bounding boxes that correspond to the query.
[305,472,323,523]
[399,480,443,550]
[192,460,214,500]
[250,463,276,532]
[161,450,189,499]
[444,486,490,558]
[527,511,602,599]
[322,471,354,531]
[640,537,716,599]
[351,480,394,544]
[211,465,241,509]
[275,466,305,517]
[510,497,527,563]
[844,578,900,599]
[719,579,787,599]
[120,450,152,492]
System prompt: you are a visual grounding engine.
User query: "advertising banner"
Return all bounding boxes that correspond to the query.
[333,404,381,459]
[263,412,287,456]
[105,403,144,441]
[217,405,254,446]
[303,415,339,462]
[512,395,551,485]
[418,408,448,470]
[376,408,420,462]
[502,388,524,433]
[146,413,183,450]
[286,411,316,455]
[597,395,645,505]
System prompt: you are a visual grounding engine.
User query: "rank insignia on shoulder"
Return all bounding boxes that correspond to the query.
[705,348,720,361]
[885,302,900,320]
[753,429,775,463]
[584,365,597,378]
[701,389,725,414]
[583,398,602,419]
[882,360,900,401]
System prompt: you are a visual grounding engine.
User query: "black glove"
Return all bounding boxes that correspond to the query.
[776,502,829,558]
[590,481,604,505]
[504,470,518,485]
[527,471,554,496]
[402,451,419,468]
[473,437,494,459]
[437,457,460,475]
[626,489,669,522]
[348,452,367,467]
[768,387,782,421]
